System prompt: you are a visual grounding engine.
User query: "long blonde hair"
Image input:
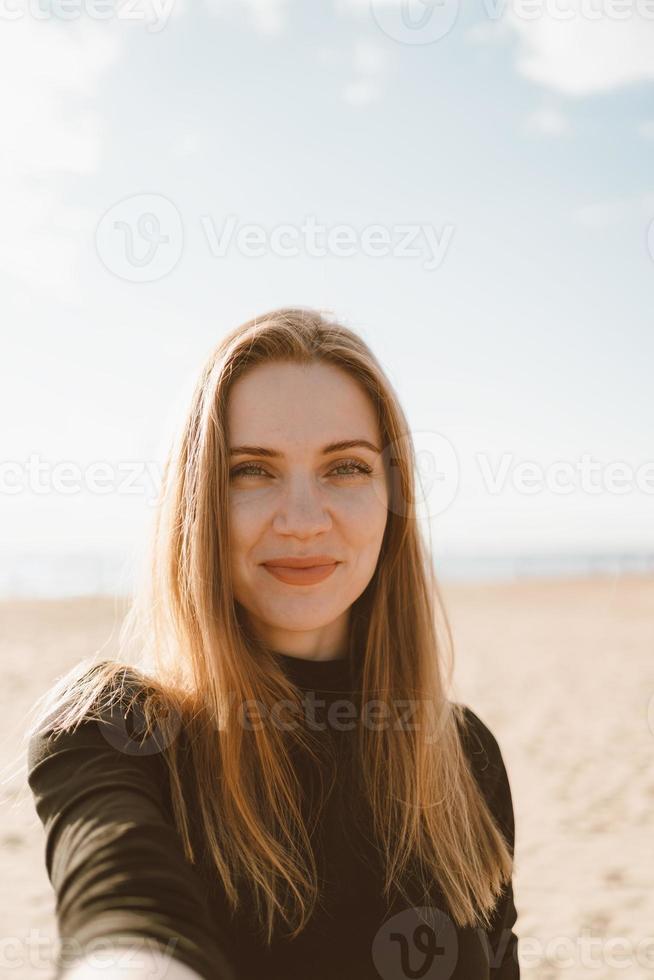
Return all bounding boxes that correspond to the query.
[25,306,513,946]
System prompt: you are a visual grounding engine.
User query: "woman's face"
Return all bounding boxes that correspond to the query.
[227,360,389,660]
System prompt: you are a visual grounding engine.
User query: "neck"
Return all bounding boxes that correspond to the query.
[271,649,346,663]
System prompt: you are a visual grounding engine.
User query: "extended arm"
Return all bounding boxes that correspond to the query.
[27,702,237,980]
[60,941,204,979]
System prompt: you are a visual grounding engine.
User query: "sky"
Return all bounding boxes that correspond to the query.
[2,0,653,580]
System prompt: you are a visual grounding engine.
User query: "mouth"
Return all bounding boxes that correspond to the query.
[261,560,340,586]
[263,556,338,568]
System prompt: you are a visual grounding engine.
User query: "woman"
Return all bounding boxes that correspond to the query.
[26,306,520,980]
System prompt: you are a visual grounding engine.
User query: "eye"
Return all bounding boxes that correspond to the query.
[229,459,373,480]
[229,463,270,479]
[330,459,373,478]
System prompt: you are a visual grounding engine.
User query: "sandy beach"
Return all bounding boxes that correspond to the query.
[2,575,653,979]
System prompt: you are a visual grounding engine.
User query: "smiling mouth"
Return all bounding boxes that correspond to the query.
[262,562,339,586]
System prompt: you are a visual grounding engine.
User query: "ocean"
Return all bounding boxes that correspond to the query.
[1,549,653,598]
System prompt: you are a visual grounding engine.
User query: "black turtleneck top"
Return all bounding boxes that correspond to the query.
[27,654,520,979]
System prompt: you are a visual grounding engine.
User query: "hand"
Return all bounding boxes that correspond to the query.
[60,940,204,980]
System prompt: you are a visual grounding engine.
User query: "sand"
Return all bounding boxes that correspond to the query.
[2,575,653,979]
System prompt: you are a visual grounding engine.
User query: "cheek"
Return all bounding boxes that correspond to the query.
[229,493,267,534]
[228,500,266,574]
[337,482,388,529]
[334,494,388,567]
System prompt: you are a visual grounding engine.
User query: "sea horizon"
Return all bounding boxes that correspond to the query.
[2,548,653,600]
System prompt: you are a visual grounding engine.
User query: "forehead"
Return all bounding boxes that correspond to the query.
[227,360,380,447]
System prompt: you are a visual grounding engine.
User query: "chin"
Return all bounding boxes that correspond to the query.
[257,602,339,631]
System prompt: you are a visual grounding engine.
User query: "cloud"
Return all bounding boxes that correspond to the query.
[245,0,289,35]
[348,38,391,104]
[342,0,654,96]
[637,119,654,140]
[318,37,391,106]
[466,18,513,44]
[173,131,204,158]
[0,20,118,174]
[0,18,122,302]
[204,0,290,35]
[501,1,654,96]
[343,77,384,105]
[352,36,389,74]
[525,106,570,135]
[572,191,654,228]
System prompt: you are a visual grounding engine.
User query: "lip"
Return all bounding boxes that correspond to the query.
[263,556,338,568]
[262,558,340,587]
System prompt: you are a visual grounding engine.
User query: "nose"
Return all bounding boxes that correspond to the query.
[271,474,332,536]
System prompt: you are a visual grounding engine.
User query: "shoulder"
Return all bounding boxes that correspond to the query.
[452,702,514,841]
[26,659,173,781]
[453,702,504,775]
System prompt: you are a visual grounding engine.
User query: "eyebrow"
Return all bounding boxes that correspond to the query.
[229,439,381,458]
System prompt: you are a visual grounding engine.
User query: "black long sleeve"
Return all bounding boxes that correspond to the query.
[27,699,237,980]
[460,705,520,978]
[487,762,519,979]
[27,657,520,980]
